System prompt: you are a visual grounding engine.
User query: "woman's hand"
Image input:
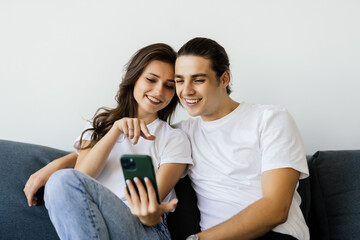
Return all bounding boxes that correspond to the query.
[115,118,155,145]
[23,165,56,207]
[125,177,178,226]
[24,152,78,207]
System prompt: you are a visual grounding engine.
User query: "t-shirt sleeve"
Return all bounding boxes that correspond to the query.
[159,128,193,166]
[73,121,93,154]
[260,107,309,179]
[172,118,193,134]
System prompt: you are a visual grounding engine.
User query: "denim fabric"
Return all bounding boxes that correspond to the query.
[45,169,170,240]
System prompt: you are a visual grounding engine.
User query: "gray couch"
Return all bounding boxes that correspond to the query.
[0,139,359,240]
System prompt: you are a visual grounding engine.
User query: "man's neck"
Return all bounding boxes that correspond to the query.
[201,96,240,122]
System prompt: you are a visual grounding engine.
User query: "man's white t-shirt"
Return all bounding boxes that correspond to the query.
[175,102,309,240]
[74,118,193,205]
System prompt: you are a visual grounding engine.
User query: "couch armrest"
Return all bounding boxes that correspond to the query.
[308,150,360,240]
[0,139,69,240]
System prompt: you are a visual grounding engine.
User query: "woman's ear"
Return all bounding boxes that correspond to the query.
[220,70,231,88]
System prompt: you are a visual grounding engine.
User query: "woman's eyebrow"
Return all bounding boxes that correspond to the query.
[147,73,160,78]
[174,73,207,78]
[174,74,183,79]
[147,72,174,82]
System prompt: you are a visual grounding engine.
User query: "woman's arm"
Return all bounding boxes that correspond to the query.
[156,163,187,201]
[24,152,78,206]
[125,162,188,226]
[74,127,119,178]
[75,118,155,178]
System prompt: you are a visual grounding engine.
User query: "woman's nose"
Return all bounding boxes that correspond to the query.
[154,83,164,95]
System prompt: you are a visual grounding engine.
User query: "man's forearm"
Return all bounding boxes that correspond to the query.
[197,168,299,240]
[197,197,287,240]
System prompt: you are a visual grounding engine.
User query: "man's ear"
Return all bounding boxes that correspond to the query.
[220,70,231,89]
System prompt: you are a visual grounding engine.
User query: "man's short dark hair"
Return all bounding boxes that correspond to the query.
[178,37,231,95]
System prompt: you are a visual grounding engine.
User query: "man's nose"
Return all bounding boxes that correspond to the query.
[182,81,195,95]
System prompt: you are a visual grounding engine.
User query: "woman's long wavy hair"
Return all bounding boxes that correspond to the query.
[78,43,178,150]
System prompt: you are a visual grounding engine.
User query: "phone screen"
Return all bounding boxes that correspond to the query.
[120,154,160,204]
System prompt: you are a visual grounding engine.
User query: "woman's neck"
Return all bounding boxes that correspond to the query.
[135,113,158,125]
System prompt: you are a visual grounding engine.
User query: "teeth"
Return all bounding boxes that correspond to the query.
[147,96,161,103]
[185,98,200,104]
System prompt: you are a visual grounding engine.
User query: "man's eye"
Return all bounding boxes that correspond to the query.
[146,78,156,83]
[175,80,184,84]
[195,79,205,83]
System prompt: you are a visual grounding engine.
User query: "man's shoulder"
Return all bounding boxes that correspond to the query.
[244,102,287,113]
[241,102,289,120]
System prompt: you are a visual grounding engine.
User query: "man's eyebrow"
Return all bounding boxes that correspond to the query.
[191,73,207,78]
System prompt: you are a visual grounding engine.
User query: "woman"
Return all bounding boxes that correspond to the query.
[26,43,192,239]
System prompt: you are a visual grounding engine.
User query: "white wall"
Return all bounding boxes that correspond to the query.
[1,0,359,154]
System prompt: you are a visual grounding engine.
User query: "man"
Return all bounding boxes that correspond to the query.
[174,37,309,240]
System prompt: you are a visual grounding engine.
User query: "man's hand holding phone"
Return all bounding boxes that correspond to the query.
[124,177,178,226]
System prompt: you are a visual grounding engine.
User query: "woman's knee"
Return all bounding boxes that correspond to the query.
[44,169,78,205]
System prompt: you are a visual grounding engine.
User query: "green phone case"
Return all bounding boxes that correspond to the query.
[120,154,160,204]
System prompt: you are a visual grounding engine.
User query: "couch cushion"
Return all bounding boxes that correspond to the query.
[167,175,201,240]
[308,150,360,240]
[0,139,69,240]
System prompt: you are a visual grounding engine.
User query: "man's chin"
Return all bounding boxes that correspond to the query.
[185,108,201,117]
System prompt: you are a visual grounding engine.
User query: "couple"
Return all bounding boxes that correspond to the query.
[23,38,309,240]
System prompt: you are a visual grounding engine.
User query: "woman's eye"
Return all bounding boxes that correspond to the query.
[165,85,175,90]
[146,78,156,83]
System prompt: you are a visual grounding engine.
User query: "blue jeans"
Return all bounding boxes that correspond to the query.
[45,169,171,240]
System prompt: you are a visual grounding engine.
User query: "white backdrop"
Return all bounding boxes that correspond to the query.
[1,0,359,154]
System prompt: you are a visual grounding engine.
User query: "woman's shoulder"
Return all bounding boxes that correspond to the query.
[146,121,189,152]
[154,120,192,159]
[172,117,200,133]
[154,119,189,138]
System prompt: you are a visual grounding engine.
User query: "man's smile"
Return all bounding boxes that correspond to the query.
[183,98,202,105]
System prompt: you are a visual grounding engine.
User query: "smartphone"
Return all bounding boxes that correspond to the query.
[120,154,160,204]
